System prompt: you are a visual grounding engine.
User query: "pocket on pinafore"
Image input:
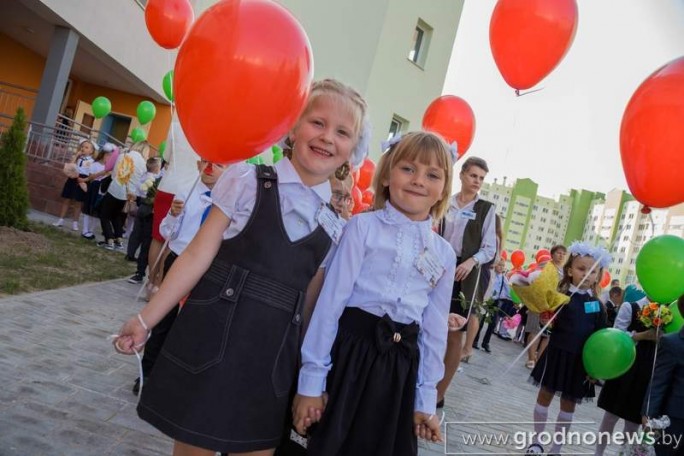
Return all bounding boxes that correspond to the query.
[270,292,305,398]
[161,266,244,374]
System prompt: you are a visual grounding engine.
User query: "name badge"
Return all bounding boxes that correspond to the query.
[415,249,445,288]
[316,204,345,244]
[460,210,476,221]
[584,301,600,314]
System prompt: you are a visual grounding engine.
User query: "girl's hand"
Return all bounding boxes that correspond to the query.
[113,315,150,354]
[448,313,467,331]
[414,412,443,442]
[292,394,325,435]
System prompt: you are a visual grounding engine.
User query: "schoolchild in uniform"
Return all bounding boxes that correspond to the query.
[130,158,229,395]
[524,241,610,455]
[293,132,456,456]
[114,79,369,456]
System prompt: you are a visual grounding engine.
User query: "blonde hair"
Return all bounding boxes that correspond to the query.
[300,79,367,138]
[372,131,453,220]
[130,141,151,160]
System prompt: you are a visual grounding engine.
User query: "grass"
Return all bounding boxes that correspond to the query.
[0,221,133,297]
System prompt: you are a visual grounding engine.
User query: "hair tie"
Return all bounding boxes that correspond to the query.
[380,133,403,153]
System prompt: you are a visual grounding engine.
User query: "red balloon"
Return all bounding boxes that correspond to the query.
[489,0,578,91]
[510,250,525,269]
[535,248,551,264]
[352,203,370,216]
[620,56,684,208]
[527,262,538,271]
[600,270,612,288]
[351,186,363,209]
[356,159,376,191]
[362,189,374,205]
[145,0,194,49]
[501,250,508,260]
[174,0,313,163]
[422,96,475,157]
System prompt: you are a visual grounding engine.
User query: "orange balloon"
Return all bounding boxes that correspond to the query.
[145,0,194,49]
[489,0,578,91]
[356,159,376,191]
[174,0,313,163]
[362,189,374,205]
[422,95,475,157]
[510,250,525,269]
[600,270,612,288]
[620,56,684,208]
[351,186,363,209]
[535,248,551,264]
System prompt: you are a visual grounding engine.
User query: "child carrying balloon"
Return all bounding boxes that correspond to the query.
[293,132,457,456]
[113,79,369,456]
[512,241,609,455]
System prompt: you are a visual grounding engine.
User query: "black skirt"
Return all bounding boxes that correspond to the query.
[598,340,656,423]
[81,180,103,216]
[306,308,419,456]
[529,345,595,403]
[60,175,88,202]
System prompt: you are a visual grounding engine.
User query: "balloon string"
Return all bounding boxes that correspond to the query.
[457,256,601,424]
[134,165,206,302]
[515,87,545,97]
[644,306,662,420]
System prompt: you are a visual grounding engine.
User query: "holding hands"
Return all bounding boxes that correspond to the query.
[292,393,327,435]
[414,412,443,442]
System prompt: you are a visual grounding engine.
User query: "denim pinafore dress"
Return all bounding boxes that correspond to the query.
[138,165,332,453]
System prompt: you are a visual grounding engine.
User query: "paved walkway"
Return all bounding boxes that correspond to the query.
[0,276,620,455]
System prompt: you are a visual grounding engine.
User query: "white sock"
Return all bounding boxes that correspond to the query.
[596,412,619,456]
[82,215,91,234]
[549,410,573,454]
[533,403,549,444]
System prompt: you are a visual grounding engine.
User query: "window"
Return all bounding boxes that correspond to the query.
[408,20,433,68]
[387,115,407,140]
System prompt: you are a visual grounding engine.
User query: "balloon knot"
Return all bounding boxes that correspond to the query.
[641,206,652,215]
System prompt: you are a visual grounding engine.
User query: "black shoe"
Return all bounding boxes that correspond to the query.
[127,273,144,284]
[436,398,445,409]
[124,255,138,262]
[482,345,491,353]
[472,343,480,349]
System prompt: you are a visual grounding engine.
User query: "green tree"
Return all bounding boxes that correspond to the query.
[0,107,30,229]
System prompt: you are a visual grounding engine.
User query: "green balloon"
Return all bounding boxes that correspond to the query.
[162,70,174,102]
[246,155,265,165]
[636,235,684,303]
[510,288,521,304]
[92,96,111,119]
[130,127,147,142]
[137,101,156,125]
[582,328,636,380]
[158,140,167,160]
[272,145,284,163]
[665,300,684,334]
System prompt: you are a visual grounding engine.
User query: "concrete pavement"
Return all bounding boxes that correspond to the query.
[0,277,619,455]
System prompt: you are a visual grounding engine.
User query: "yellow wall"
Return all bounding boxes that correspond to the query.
[0,33,45,119]
[0,33,170,147]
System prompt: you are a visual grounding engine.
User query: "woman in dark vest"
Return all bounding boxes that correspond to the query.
[436,156,497,411]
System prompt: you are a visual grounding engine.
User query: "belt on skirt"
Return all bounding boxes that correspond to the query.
[201,261,305,323]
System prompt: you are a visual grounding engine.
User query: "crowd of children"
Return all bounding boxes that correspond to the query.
[104,77,682,456]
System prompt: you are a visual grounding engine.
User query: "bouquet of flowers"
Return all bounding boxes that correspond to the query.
[640,303,673,329]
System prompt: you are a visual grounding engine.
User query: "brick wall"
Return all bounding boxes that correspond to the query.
[26,159,66,216]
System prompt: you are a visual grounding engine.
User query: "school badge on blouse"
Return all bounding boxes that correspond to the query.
[415,248,445,288]
[316,204,345,244]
